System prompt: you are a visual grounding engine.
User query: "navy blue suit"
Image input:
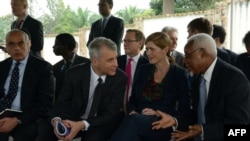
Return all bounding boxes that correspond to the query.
[191,58,250,141]
[39,62,127,141]
[111,64,193,141]
[0,55,54,141]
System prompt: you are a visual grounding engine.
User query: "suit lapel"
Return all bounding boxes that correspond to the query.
[81,63,91,108]
[206,59,220,108]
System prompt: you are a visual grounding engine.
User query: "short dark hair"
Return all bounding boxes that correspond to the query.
[56,33,76,51]
[188,17,213,35]
[243,31,250,45]
[212,24,226,44]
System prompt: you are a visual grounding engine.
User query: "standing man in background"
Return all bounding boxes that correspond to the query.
[186,17,231,64]
[161,26,185,67]
[212,24,238,66]
[10,0,44,58]
[87,0,124,56]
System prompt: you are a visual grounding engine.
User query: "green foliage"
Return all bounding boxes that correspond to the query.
[177,0,225,13]
[40,0,99,34]
[0,15,13,43]
[115,6,145,24]
[150,0,224,14]
[150,0,163,15]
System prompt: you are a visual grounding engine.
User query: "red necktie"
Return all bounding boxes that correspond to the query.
[125,58,133,103]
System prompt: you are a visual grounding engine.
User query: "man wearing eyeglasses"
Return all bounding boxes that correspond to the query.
[153,33,250,141]
[117,29,149,109]
[87,0,124,56]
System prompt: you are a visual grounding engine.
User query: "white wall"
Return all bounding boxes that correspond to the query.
[143,15,203,54]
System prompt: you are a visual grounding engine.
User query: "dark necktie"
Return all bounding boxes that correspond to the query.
[61,61,71,75]
[125,58,133,103]
[101,18,107,33]
[198,75,206,124]
[1,62,20,108]
[88,77,103,118]
[16,20,23,29]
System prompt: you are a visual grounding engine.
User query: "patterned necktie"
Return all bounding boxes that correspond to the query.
[88,77,103,118]
[125,58,133,103]
[2,62,20,108]
[198,75,206,124]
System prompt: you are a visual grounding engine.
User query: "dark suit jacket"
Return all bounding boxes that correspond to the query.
[128,64,194,131]
[0,55,54,124]
[87,15,124,55]
[50,62,127,128]
[172,50,184,67]
[235,53,250,82]
[191,58,250,141]
[53,54,90,100]
[222,48,238,66]
[117,54,149,80]
[217,48,230,64]
[11,15,44,54]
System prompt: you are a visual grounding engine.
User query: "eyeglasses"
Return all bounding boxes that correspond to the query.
[122,39,138,43]
[184,48,203,59]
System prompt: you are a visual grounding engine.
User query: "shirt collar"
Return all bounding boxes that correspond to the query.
[90,65,106,83]
[12,54,29,66]
[127,53,141,63]
[103,14,111,21]
[203,57,217,83]
[63,53,76,64]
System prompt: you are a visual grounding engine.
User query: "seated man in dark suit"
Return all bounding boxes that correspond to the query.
[38,37,127,141]
[52,33,89,100]
[117,29,149,106]
[87,0,124,56]
[0,29,54,141]
[154,33,250,141]
[11,0,44,58]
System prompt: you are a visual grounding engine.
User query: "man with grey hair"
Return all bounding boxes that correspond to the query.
[0,29,54,141]
[39,37,127,141]
[162,26,184,67]
[153,33,250,141]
